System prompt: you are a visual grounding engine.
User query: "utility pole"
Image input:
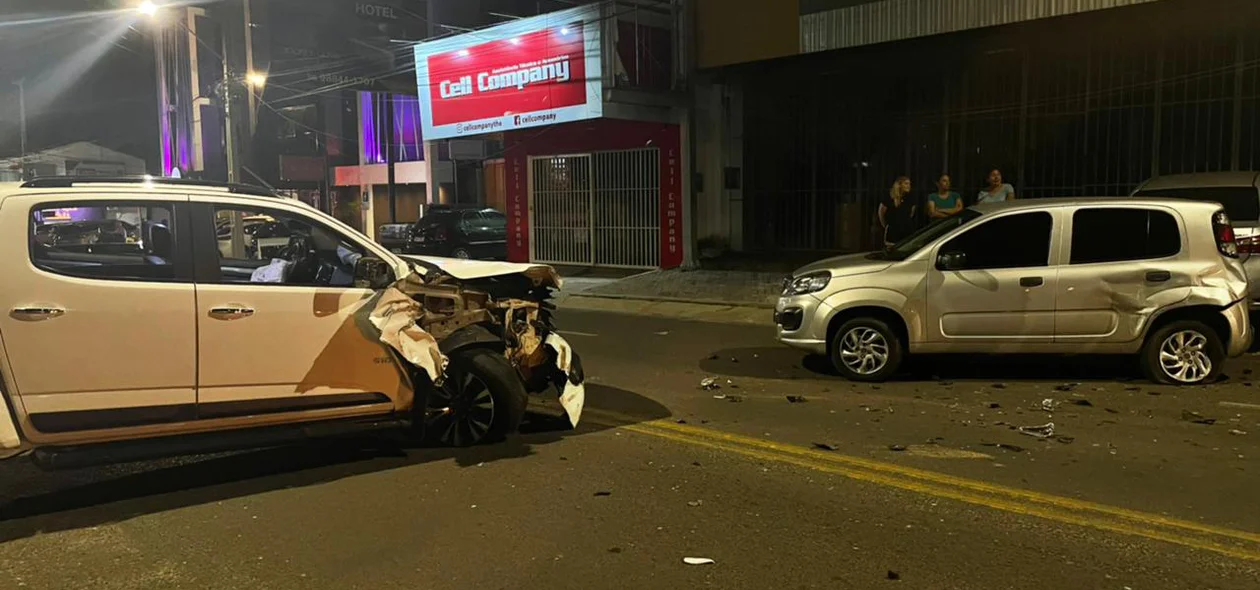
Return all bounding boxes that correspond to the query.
[14,79,27,169]
[220,26,237,184]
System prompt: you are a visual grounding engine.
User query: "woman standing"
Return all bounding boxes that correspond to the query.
[879,176,917,247]
[977,169,1016,204]
[927,174,963,219]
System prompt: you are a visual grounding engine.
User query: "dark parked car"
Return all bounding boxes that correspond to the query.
[404,206,507,260]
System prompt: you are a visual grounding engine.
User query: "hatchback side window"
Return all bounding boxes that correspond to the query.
[210,206,369,287]
[31,202,182,281]
[939,212,1053,270]
[1070,208,1181,265]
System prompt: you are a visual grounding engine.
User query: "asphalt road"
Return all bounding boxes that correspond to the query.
[2,308,1260,589]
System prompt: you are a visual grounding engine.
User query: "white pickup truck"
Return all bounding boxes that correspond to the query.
[0,177,585,469]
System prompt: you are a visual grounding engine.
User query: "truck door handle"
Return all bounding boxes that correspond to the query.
[1146,270,1171,283]
[10,306,65,320]
[209,306,255,320]
[1019,277,1044,287]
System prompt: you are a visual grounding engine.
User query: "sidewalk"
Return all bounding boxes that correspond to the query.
[553,266,787,325]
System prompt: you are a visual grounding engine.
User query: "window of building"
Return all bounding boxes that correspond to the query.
[939,212,1053,270]
[211,206,370,287]
[1070,208,1181,265]
[1134,187,1260,222]
[31,202,181,281]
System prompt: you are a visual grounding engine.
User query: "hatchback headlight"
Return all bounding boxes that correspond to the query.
[782,271,831,296]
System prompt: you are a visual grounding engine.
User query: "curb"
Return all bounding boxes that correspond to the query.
[557,294,773,326]
[566,290,778,310]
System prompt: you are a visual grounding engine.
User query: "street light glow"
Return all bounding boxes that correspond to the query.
[137,1,158,17]
[246,71,267,88]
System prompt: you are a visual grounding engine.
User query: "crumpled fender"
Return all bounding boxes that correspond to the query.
[545,333,585,428]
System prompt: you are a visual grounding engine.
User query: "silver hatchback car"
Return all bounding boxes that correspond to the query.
[775,198,1252,385]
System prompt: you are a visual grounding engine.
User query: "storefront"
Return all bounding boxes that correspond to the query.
[411,3,686,269]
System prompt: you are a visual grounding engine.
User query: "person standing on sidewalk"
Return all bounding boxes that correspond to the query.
[927,174,963,220]
[878,176,917,248]
[977,168,1016,204]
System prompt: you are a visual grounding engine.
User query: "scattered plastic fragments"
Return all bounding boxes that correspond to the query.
[700,378,721,391]
[888,444,907,452]
[683,557,716,566]
[1018,422,1055,439]
[786,395,808,404]
[813,442,839,451]
[1039,398,1061,412]
[1229,429,1248,436]
[1181,410,1216,425]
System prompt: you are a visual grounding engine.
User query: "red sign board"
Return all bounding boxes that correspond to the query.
[413,4,603,139]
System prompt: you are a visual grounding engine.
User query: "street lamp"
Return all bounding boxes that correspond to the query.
[136,1,158,18]
[246,71,267,89]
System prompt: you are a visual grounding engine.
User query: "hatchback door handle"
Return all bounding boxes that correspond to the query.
[10,306,65,320]
[1019,277,1044,287]
[209,306,255,320]
[1146,270,1172,283]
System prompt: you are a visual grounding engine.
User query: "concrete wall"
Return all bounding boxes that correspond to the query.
[693,80,744,252]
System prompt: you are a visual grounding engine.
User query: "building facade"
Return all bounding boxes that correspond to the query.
[691,0,1260,254]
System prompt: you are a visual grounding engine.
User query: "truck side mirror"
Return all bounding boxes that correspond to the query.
[354,257,394,289]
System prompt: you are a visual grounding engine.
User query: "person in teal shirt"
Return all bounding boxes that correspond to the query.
[927,174,963,219]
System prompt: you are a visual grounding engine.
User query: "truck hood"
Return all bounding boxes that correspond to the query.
[400,255,563,288]
[792,252,894,279]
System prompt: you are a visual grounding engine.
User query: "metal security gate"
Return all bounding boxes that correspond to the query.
[529,148,660,268]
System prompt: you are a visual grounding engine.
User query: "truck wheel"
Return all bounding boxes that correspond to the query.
[830,317,904,382]
[423,348,528,446]
[1141,320,1225,385]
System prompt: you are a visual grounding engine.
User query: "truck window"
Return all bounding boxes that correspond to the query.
[30,202,182,282]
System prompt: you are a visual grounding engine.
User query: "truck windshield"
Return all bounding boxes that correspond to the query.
[883,209,983,260]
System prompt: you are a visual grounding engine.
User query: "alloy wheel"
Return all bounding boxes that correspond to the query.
[838,327,890,376]
[1158,330,1213,384]
[424,365,496,446]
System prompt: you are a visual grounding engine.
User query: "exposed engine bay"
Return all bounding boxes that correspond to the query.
[369,255,586,427]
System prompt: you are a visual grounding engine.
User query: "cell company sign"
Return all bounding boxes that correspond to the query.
[413,4,603,140]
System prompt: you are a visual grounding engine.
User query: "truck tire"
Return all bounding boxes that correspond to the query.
[423,348,528,446]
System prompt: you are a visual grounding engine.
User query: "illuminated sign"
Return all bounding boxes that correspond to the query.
[413,4,603,140]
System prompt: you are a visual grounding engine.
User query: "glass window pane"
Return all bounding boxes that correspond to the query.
[31,202,179,282]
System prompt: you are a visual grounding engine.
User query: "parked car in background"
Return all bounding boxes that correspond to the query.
[776,198,1251,385]
[1132,172,1260,319]
[378,223,412,254]
[404,205,508,260]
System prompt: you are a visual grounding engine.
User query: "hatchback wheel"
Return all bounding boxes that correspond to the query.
[451,247,472,259]
[830,317,904,382]
[1141,320,1225,385]
[422,348,527,446]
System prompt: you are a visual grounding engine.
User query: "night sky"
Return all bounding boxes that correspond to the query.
[0,1,159,167]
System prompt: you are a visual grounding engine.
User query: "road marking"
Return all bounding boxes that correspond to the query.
[557,330,599,338]
[583,410,1260,561]
[1220,401,1260,411]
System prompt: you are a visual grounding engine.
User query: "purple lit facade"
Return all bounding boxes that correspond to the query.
[358,91,424,166]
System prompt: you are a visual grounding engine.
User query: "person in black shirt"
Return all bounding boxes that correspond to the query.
[878,176,917,248]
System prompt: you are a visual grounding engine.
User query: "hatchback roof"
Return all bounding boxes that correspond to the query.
[1137,172,1260,191]
[969,196,1223,215]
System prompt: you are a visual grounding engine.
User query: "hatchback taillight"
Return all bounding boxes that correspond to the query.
[1213,210,1239,258]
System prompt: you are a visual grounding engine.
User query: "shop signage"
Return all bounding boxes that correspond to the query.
[413,4,603,140]
[355,2,399,20]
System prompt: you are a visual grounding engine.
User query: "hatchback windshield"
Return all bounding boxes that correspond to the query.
[883,209,983,260]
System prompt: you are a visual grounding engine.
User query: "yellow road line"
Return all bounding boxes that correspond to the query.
[643,419,1260,545]
[619,422,1260,562]
[581,410,1260,561]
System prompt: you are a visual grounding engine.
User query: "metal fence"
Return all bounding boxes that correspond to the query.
[529,148,661,268]
[742,0,1260,253]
